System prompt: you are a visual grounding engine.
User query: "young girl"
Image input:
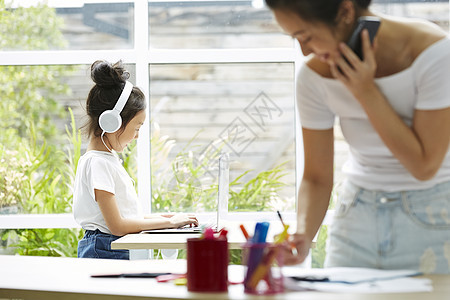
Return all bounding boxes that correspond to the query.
[73,60,198,260]
[266,0,450,273]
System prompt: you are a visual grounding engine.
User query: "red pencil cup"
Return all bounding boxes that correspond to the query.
[242,242,284,295]
[187,237,228,292]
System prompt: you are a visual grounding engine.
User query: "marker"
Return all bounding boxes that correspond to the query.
[203,227,215,240]
[244,222,270,288]
[276,211,298,255]
[219,228,228,239]
[274,224,289,244]
[174,277,188,285]
[252,222,269,244]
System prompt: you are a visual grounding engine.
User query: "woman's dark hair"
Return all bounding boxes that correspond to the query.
[83,60,146,138]
[265,0,372,25]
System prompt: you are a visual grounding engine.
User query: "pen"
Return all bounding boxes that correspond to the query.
[276,210,285,227]
[91,272,171,278]
[156,273,186,283]
[239,224,250,241]
[290,275,329,282]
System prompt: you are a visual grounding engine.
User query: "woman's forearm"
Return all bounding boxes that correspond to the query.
[296,178,333,241]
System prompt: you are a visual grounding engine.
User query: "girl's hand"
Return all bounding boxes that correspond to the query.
[160,214,175,218]
[281,233,312,265]
[168,213,199,228]
[330,29,378,100]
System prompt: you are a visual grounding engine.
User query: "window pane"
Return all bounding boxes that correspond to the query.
[149,63,296,213]
[373,0,449,32]
[0,63,136,215]
[2,2,134,51]
[148,1,293,49]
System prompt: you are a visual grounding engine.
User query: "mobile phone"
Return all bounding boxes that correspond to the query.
[347,16,381,60]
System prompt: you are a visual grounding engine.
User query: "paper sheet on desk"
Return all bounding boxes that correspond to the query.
[283,267,432,293]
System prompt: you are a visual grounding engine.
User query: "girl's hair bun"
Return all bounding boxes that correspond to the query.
[90,60,130,88]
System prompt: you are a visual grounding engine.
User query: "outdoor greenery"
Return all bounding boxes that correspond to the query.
[0,110,84,256]
[150,123,290,213]
[0,1,83,256]
[311,226,328,268]
[0,1,328,267]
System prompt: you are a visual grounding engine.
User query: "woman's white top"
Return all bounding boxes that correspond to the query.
[73,150,143,234]
[297,37,450,192]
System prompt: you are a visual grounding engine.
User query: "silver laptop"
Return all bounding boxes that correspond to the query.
[141,153,229,234]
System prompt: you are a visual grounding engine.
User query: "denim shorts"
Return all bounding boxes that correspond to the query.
[78,229,129,260]
[325,180,450,274]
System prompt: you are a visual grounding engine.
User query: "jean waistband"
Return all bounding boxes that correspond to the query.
[84,229,124,239]
[344,180,450,205]
[84,229,102,236]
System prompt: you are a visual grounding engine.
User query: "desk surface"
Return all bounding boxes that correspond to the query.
[0,255,449,300]
[111,221,284,250]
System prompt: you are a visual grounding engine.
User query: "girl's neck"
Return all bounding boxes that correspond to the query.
[87,136,112,153]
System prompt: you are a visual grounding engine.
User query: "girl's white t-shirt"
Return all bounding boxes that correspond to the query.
[297,37,450,192]
[73,150,143,234]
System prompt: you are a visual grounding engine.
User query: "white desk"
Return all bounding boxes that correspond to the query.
[111,221,287,250]
[0,255,449,300]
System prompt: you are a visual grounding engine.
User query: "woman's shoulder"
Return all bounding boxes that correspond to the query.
[368,15,447,76]
[385,16,447,60]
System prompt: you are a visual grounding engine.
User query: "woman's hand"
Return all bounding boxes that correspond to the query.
[281,233,313,265]
[168,213,199,228]
[330,29,378,100]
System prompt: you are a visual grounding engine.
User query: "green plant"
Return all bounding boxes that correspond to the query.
[150,121,291,214]
[6,228,83,257]
[1,109,83,256]
[311,225,328,268]
[120,140,138,189]
[0,1,84,257]
[148,122,291,263]
[0,1,67,50]
[0,1,76,162]
[65,107,83,177]
[150,126,222,212]
[0,123,62,212]
[0,144,32,209]
[228,163,288,212]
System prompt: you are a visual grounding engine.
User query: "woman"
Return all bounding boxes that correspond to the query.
[265,0,450,273]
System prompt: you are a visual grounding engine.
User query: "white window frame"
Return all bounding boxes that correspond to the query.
[0,0,301,229]
[5,0,446,230]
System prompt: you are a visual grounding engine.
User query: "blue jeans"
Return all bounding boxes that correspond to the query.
[325,180,450,274]
[78,229,129,260]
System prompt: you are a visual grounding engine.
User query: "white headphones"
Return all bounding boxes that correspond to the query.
[98,81,133,133]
